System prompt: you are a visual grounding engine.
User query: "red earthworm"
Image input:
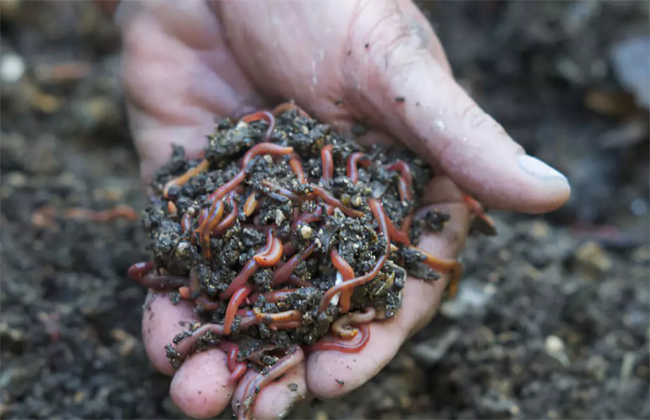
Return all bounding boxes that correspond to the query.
[291,207,322,230]
[250,289,299,304]
[220,259,259,300]
[272,102,312,118]
[385,213,411,245]
[127,261,155,281]
[330,248,355,313]
[462,194,497,233]
[219,341,240,372]
[386,160,413,186]
[241,111,275,140]
[346,152,372,184]
[255,309,302,325]
[229,362,248,383]
[307,324,371,353]
[269,321,302,331]
[206,170,247,202]
[241,143,293,168]
[401,213,413,233]
[324,204,335,216]
[136,273,188,290]
[331,308,376,339]
[310,185,364,218]
[167,201,178,216]
[237,346,304,420]
[213,194,238,235]
[243,193,258,217]
[197,207,209,226]
[181,212,193,234]
[409,245,463,298]
[261,180,303,202]
[287,276,313,288]
[200,199,225,259]
[163,159,210,197]
[178,286,191,300]
[173,317,258,360]
[289,154,306,184]
[224,284,253,335]
[283,241,296,257]
[272,241,318,286]
[188,267,201,297]
[318,198,390,313]
[195,294,220,311]
[320,144,334,181]
[396,176,412,201]
[253,236,283,267]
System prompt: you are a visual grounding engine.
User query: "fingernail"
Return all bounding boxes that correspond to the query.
[518,155,568,182]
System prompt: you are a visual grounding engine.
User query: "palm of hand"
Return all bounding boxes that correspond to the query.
[115,0,568,418]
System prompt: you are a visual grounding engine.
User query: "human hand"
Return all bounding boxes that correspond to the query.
[104,0,571,418]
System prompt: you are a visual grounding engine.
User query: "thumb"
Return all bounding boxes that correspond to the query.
[351,22,570,214]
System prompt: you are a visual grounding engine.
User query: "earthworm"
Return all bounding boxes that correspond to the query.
[127,261,155,281]
[318,198,390,313]
[261,180,303,202]
[462,194,497,233]
[255,309,302,324]
[220,259,259,300]
[181,212,193,233]
[396,176,412,201]
[272,102,312,118]
[188,267,201,297]
[33,205,139,223]
[409,245,463,298]
[272,241,318,286]
[401,213,413,233]
[173,316,258,360]
[237,345,304,420]
[229,362,248,383]
[197,207,209,226]
[269,321,303,330]
[219,341,241,372]
[163,159,210,197]
[307,324,371,353]
[310,185,364,218]
[167,201,178,216]
[330,248,355,313]
[241,142,293,168]
[320,144,334,181]
[385,213,411,245]
[241,111,275,141]
[386,160,413,186]
[291,206,323,230]
[346,152,371,184]
[253,236,283,267]
[137,273,188,291]
[331,307,376,339]
[206,170,247,202]
[224,284,253,335]
[213,194,238,235]
[200,199,225,259]
[195,295,220,311]
[178,286,191,299]
[287,276,313,288]
[243,193,258,217]
[289,154,306,184]
[250,289,298,304]
[282,241,296,257]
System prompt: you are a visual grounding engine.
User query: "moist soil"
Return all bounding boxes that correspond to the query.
[1,1,648,419]
[143,108,436,368]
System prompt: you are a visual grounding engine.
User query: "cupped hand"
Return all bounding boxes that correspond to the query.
[106,0,571,418]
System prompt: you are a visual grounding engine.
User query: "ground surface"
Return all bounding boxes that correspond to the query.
[1,1,648,419]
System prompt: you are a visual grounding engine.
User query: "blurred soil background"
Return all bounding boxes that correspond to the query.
[1,1,648,419]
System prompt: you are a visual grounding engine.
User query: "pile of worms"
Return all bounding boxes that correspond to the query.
[127,103,494,420]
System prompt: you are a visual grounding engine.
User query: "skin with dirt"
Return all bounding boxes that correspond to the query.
[1,1,647,419]
[136,105,454,376]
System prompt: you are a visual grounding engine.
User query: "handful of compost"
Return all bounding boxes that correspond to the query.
[128,103,475,419]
